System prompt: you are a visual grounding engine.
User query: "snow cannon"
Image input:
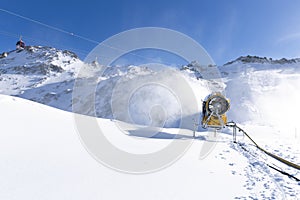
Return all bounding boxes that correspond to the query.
[201,92,230,129]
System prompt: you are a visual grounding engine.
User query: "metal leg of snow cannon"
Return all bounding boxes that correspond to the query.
[225,121,237,143]
[214,129,217,137]
[215,112,225,129]
[192,118,199,138]
[202,112,213,129]
[233,126,237,143]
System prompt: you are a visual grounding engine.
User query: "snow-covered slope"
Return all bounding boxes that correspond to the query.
[1,48,300,199]
[1,95,299,199]
[221,55,300,133]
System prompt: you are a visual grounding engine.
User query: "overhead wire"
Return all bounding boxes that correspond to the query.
[0,8,100,44]
[0,28,163,65]
[0,30,89,57]
[0,8,185,66]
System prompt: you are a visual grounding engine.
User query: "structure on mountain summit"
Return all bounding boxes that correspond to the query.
[16,37,25,50]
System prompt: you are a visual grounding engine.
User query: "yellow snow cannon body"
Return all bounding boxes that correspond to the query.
[201,92,230,129]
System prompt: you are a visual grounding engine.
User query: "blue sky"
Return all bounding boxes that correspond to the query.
[1,0,300,65]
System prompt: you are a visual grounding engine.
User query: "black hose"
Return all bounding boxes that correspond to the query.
[227,122,300,182]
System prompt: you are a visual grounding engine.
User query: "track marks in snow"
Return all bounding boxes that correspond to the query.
[230,143,287,199]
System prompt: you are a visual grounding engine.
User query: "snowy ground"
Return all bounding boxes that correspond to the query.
[0,95,299,200]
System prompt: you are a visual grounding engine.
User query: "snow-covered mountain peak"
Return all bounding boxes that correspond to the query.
[225,55,300,65]
[0,46,80,75]
[0,46,84,102]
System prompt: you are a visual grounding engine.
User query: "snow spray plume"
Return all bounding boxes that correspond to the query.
[72,27,224,174]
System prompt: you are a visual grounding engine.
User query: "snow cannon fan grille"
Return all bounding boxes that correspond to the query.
[207,95,229,116]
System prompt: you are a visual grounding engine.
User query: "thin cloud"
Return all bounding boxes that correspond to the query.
[213,9,238,64]
[276,32,300,45]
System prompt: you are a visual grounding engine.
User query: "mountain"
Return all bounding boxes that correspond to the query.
[1,46,300,199]
[1,46,300,130]
[0,46,82,110]
[224,55,300,65]
[0,46,213,128]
